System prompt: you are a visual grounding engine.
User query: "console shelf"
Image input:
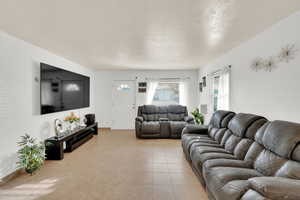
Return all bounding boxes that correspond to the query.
[45,123,98,160]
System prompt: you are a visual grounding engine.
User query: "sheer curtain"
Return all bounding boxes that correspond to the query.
[179,80,188,106]
[146,81,158,104]
[217,68,230,110]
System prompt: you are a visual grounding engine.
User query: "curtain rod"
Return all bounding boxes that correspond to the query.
[209,65,231,76]
[145,77,190,81]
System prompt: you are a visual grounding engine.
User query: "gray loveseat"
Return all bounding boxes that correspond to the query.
[135,105,194,139]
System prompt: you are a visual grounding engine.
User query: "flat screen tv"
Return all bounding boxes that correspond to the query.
[40,63,90,115]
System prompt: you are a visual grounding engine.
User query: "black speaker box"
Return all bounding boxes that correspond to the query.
[85,114,95,126]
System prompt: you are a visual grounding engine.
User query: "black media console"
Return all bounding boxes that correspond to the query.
[45,123,98,160]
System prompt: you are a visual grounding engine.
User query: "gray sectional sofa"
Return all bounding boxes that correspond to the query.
[182,110,300,200]
[135,105,194,139]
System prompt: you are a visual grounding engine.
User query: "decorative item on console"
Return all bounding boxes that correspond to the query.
[54,119,65,138]
[64,112,80,131]
[85,114,95,126]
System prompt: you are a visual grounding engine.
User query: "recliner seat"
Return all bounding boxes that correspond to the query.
[135,105,194,139]
[182,110,300,200]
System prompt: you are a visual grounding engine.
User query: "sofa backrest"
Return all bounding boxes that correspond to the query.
[225,113,267,159]
[208,110,235,130]
[200,111,300,179]
[138,105,188,121]
[167,105,188,121]
[209,113,267,159]
[207,111,235,143]
[250,121,300,178]
[205,112,267,157]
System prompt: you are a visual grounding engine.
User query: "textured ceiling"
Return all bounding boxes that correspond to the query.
[0,0,300,70]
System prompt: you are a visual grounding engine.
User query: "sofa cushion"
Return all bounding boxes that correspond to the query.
[213,180,251,200]
[142,105,158,114]
[213,129,227,143]
[228,113,266,137]
[167,104,187,113]
[191,146,230,155]
[209,110,235,129]
[203,159,252,171]
[205,167,262,198]
[184,124,209,134]
[182,135,213,154]
[275,160,300,179]
[224,134,242,153]
[169,121,187,135]
[168,113,185,121]
[262,120,300,159]
[244,142,264,162]
[220,129,234,146]
[197,152,237,164]
[157,106,168,119]
[221,112,236,128]
[141,121,160,134]
[245,118,268,140]
[141,105,168,121]
[191,142,222,149]
[291,144,300,162]
[254,149,287,176]
[142,114,158,121]
[241,189,267,200]
[188,140,221,152]
[233,139,254,160]
[249,177,300,200]
[191,152,237,172]
[167,105,187,121]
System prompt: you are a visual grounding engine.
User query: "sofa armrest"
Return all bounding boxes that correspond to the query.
[249,177,300,200]
[159,118,169,121]
[184,116,194,123]
[135,116,144,122]
[182,124,208,135]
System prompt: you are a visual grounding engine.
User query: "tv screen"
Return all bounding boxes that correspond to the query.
[40,63,90,114]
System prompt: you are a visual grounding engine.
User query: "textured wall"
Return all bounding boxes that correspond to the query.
[0,31,96,179]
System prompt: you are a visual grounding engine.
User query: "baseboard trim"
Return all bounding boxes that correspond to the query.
[99,128,111,131]
[0,169,22,186]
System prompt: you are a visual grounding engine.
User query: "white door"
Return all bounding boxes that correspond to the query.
[112,80,136,129]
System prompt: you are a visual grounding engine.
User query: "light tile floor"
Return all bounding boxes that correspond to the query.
[0,129,208,200]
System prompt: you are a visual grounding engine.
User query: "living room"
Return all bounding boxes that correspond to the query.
[1,1,300,200]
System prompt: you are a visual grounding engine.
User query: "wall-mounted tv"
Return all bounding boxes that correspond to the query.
[40,63,90,115]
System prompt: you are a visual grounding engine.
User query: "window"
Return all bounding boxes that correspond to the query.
[152,82,179,105]
[146,79,188,106]
[213,75,220,112]
[211,67,230,112]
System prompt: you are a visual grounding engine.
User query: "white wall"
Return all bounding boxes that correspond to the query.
[0,31,96,179]
[198,11,300,123]
[95,70,199,128]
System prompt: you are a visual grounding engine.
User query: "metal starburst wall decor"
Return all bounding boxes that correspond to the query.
[250,44,298,72]
[264,57,278,72]
[250,57,264,71]
[278,44,298,63]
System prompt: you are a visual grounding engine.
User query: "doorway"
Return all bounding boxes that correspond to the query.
[112,80,136,129]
